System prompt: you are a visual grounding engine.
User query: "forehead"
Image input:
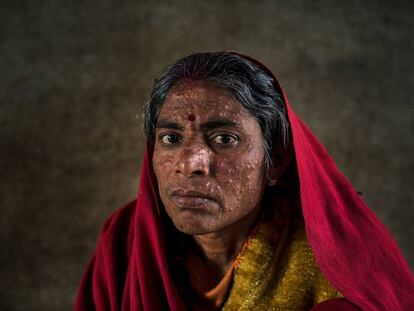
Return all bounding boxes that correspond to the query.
[158,80,253,122]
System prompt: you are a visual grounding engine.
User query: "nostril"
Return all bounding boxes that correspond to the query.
[175,169,206,177]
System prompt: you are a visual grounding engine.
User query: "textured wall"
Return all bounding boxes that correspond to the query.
[1,0,413,310]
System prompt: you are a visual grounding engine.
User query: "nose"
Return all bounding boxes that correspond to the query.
[175,140,212,177]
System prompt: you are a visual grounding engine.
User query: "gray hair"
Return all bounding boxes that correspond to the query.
[142,52,290,172]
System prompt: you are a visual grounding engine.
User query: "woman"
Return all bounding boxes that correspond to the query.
[75,52,414,310]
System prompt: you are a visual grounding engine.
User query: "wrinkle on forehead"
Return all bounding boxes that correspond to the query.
[169,79,229,97]
[167,79,235,102]
[160,80,254,124]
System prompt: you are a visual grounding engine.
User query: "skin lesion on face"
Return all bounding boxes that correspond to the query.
[152,80,268,237]
[188,113,196,122]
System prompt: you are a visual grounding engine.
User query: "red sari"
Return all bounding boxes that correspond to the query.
[75,53,414,311]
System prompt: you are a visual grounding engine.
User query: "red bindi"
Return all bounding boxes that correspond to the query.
[188,114,196,121]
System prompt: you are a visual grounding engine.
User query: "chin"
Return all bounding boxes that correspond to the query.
[171,219,221,236]
[173,223,213,236]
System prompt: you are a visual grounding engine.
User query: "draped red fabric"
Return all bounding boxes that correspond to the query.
[75,53,414,311]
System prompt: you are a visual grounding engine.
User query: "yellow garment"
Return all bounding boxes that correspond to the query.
[181,194,341,310]
[222,197,342,310]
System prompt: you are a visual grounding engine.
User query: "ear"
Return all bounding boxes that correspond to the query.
[266,144,292,186]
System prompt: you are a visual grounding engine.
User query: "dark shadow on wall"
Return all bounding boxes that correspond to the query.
[0,0,413,310]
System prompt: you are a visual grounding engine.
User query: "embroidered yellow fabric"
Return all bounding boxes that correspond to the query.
[222,200,342,310]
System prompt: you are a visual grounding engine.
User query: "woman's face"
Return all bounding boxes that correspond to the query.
[153,80,267,235]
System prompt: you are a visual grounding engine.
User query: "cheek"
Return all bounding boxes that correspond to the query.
[216,156,265,200]
[153,152,175,183]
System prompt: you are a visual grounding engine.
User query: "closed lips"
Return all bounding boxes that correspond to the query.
[170,190,215,207]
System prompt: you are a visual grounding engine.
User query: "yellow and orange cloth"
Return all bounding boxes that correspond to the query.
[183,195,341,310]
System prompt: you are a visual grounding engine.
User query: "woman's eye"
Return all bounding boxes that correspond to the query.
[160,134,181,145]
[212,134,237,145]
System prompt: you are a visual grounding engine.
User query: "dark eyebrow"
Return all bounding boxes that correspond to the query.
[199,118,239,131]
[155,119,184,130]
[155,117,239,131]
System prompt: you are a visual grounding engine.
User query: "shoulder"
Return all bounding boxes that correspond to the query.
[100,199,137,236]
[97,199,138,258]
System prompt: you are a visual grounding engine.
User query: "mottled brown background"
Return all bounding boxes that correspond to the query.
[1,0,413,310]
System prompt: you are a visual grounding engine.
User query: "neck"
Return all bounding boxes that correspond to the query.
[192,206,261,279]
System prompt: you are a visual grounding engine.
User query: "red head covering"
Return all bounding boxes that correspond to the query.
[75,53,414,311]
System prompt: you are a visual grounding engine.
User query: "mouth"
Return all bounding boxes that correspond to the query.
[170,189,216,208]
